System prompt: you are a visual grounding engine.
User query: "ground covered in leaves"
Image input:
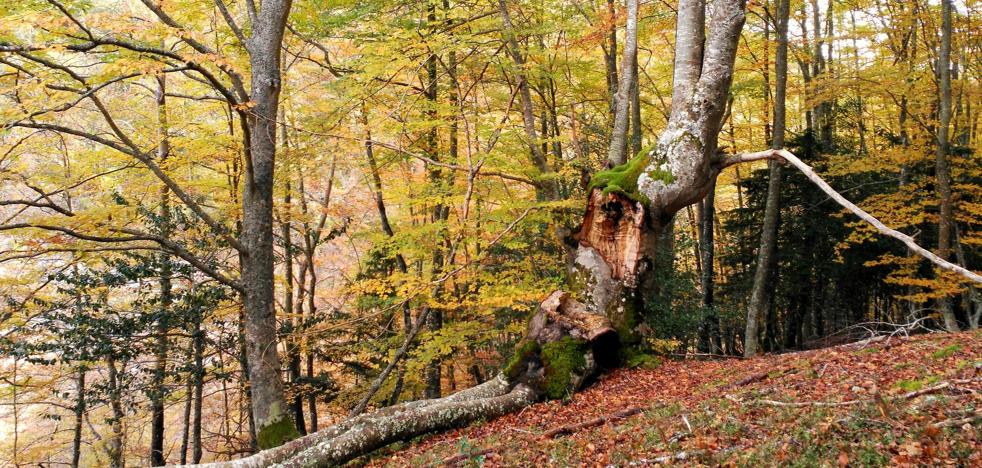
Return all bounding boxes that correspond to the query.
[366,331,981,466]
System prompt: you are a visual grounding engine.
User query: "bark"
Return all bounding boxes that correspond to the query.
[498,0,556,200]
[192,307,205,463]
[604,0,618,117]
[240,0,300,449]
[607,0,639,166]
[935,0,958,332]
[106,356,125,468]
[744,0,789,357]
[150,72,171,468]
[71,367,85,468]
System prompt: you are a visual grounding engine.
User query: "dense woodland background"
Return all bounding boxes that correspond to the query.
[0,0,979,465]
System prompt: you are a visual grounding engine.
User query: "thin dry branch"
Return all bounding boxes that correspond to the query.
[727,380,973,408]
[721,149,982,284]
[542,407,643,439]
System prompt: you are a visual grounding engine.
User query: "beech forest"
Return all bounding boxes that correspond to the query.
[0,0,979,466]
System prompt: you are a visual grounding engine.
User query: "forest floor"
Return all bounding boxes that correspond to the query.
[364,330,981,467]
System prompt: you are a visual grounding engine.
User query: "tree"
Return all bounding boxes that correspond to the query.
[744,0,789,357]
[934,0,958,332]
[0,0,300,448]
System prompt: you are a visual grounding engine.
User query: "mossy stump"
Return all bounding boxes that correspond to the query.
[504,291,617,400]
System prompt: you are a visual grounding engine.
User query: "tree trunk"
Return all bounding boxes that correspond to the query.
[423,1,446,400]
[281,174,307,436]
[605,0,618,118]
[150,73,171,468]
[191,306,205,463]
[106,356,125,468]
[697,177,720,354]
[935,0,958,332]
[630,50,643,156]
[744,0,788,357]
[71,367,85,468]
[607,0,639,166]
[240,0,300,449]
[498,0,556,200]
[180,361,192,465]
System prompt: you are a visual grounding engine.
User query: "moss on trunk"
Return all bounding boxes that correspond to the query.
[256,414,301,450]
[540,337,588,399]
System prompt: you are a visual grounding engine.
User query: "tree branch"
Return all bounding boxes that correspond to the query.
[13,122,246,254]
[720,148,982,284]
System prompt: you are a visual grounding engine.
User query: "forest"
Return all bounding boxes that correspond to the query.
[0,0,979,466]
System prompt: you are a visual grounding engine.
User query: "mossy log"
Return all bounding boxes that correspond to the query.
[186,288,617,467]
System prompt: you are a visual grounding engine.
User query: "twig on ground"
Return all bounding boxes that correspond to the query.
[726,368,791,389]
[932,410,982,428]
[433,448,496,467]
[728,380,975,408]
[542,407,643,439]
[670,352,746,360]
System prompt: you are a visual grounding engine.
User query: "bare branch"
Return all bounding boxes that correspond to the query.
[13,122,246,254]
[721,149,982,284]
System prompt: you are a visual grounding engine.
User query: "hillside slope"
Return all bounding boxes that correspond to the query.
[368,331,980,466]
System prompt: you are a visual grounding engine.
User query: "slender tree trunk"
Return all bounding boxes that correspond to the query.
[240,0,300,448]
[106,356,125,468]
[607,0,639,166]
[150,74,172,467]
[71,367,86,468]
[281,169,307,435]
[605,0,618,117]
[745,0,788,357]
[498,0,555,200]
[697,177,720,354]
[236,306,258,451]
[935,0,958,332]
[191,306,205,463]
[423,1,446,399]
[179,360,192,465]
[630,55,643,156]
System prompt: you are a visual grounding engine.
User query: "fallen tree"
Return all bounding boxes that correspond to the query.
[184,0,981,465]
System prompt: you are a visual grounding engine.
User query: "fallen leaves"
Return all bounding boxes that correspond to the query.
[371,331,982,466]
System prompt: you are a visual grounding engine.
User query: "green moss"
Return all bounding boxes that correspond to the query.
[588,145,678,205]
[540,337,587,399]
[622,348,661,369]
[256,414,300,449]
[588,150,653,204]
[503,340,540,381]
[931,344,961,359]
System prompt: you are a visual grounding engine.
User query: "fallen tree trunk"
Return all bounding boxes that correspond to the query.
[186,289,616,467]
